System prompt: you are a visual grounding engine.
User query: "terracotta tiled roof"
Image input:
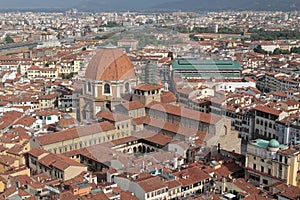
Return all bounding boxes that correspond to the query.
[29,181,44,189]
[6,144,26,156]
[254,105,282,116]
[52,154,85,170]
[232,178,260,195]
[0,187,17,199]
[132,130,157,139]
[62,144,126,165]
[18,189,31,197]
[166,180,182,189]
[0,155,17,166]
[28,65,40,70]
[146,102,222,125]
[38,93,57,100]
[13,175,31,186]
[173,166,210,187]
[161,91,177,103]
[27,148,48,158]
[57,117,78,128]
[110,136,139,146]
[29,149,85,171]
[35,122,115,145]
[120,191,139,200]
[136,176,167,193]
[96,111,130,122]
[85,47,136,81]
[132,116,146,125]
[0,144,7,152]
[143,133,172,146]
[134,84,164,91]
[86,192,110,200]
[35,109,61,116]
[272,91,287,97]
[145,116,206,138]
[0,111,23,130]
[121,100,145,110]
[271,182,300,199]
[14,116,36,127]
[285,98,300,106]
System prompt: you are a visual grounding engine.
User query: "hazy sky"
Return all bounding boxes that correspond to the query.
[0,0,172,9]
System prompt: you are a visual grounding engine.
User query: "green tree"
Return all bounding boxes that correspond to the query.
[250,29,300,41]
[101,21,120,28]
[5,35,14,44]
[189,34,199,41]
[66,72,74,79]
[273,48,290,55]
[253,45,267,54]
[167,52,174,60]
[291,47,300,54]
[93,33,115,40]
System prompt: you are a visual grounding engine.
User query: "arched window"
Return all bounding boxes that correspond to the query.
[124,82,130,93]
[104,83,110,94]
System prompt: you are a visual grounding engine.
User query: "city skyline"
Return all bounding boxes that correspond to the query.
[0,8,299,200]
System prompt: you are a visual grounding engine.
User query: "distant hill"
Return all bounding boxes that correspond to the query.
[0,0,298,11]
[74,0,170,11]
[154,0,299,11]
[0,0,170,11]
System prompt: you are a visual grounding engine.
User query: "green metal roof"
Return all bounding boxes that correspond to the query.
[173,72,240,78]
[172,60,242,70]
[251,139,288,150]
[269,139,280,148]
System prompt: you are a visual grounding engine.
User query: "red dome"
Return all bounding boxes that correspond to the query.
[85,46,136,81]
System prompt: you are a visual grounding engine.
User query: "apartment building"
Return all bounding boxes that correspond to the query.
[252,105,288,140]
[145,101,231,135]
[27,65,58,80]
[245,139,300,187]
[30,121,119,153]
[263,72,300,92]
[25,148,87,181]
[276,115,300,144]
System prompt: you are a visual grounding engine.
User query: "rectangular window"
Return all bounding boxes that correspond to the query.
[253,164,256,170]
[285,157,288,164]
[31,158,36,165]
[263,179,268,185]
[47,116,52,120]
[278,164,283,178]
